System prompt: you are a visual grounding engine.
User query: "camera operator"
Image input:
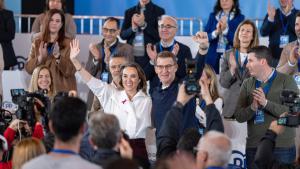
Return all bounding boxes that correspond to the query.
[156,76,224,157]
[254,115,300,169]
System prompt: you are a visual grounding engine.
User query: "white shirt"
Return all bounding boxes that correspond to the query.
[240,52,248,65]
[87,77,152,139]
[195,97,223,127]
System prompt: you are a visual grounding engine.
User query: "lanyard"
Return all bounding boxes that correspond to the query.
[235,50,248,74]
[255,70,277,95]
[279,11,289,35]
[159,41,175,52]
[47,43,54,56]
[51,149,78,155]
[199,100,206,109]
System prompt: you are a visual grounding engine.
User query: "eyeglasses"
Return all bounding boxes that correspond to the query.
[158,24,177,30]
[102,28,118,34]
[110,64,121,69]
[155,64,175,70]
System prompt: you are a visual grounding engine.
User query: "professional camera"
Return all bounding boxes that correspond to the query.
[277,90,300,127]
[10,89,50,130]
[184,59,200,95]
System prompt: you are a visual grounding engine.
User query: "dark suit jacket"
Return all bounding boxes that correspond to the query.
[0,9,17,69]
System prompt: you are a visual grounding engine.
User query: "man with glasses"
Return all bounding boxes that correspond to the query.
[121,0,165,75]
[146,15,195,94]
[151,31,209,137]
[86,17,133,110]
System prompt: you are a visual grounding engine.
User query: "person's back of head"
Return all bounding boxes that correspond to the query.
[12,137,46,169]
[197,130,232,168]
[49,96,87,142]
[89,113,121,149]
[176,128,201,156]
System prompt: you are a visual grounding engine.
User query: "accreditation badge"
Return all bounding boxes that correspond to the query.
[279,35,289,48]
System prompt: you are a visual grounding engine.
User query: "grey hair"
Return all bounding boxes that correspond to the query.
[158,15,178,28]
[198,131,232,167]
[89,113,122,149]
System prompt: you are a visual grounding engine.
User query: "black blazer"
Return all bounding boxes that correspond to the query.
[120,1,165,47]
[0,9,17,69]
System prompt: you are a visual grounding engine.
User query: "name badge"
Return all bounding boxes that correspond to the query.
[100,72,109,83]
[294,74,300,90]
[133,32,144,47]
[279,35,289,48]
[254,109,264,124]
[217,36,226,53]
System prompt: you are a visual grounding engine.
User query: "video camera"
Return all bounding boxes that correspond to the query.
[0,109,13,134]
[10,89,50,131]
[277,90,300,127]
[184,59,200,95]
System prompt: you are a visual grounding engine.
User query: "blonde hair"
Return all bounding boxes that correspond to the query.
[233,19,259,51]
[12,138,46,169]
[202,64,221,101]
[28,65,55,97]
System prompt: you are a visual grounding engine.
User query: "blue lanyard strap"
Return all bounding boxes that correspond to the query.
[199,100,206,109]
[234,50,248,73]
[279,11,289,35]
[47,43,54,55]
[255,70,277,95]
[51,149,78,155]
[159,41,175,52]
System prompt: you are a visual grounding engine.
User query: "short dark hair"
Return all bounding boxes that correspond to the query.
[154,51,177,65]
[176,128,201,155]
[89,114,121,149]
[248,46,273,66]
[104,17,120,29]
[49,97,87,142]
[297,11,300,18]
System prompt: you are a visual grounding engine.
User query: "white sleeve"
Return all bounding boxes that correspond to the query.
[214,98,223,115]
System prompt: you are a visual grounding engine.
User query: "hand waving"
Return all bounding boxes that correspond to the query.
[70,39,80,60]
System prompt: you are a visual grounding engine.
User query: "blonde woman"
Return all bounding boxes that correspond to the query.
[220,19,259,118]
[196,64,223,127]
[12,137,46,169]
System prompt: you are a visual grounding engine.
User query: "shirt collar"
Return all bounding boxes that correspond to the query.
[280,6,294,16]
[160,39,175,48]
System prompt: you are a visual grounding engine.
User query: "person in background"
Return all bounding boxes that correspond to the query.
[220,19,259,119]
[0,135,11,169]
[31,0,76,39]
[25,9,76,92]
[205,0,244,73]
[12,138,46,169]
[261,0,299,67]
[121,0,165,74]
[28,65,56,99]
[86,17,133,110]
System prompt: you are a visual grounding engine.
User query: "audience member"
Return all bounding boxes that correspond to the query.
[205,0,244,73]
[254,119,300,169]
[261,0,299,67]
[121,0,165,74]
[12,138,46,169]
[28,65,56,98]
[22,97,100,169]
[195,131,232,169]
[156,77,224,157]
[0,135,11,169]
[31,0,76,39]
[88,113,133,168]
[86,17,133,109]
[234,46,298,168]
[0,0,17,70]
[25,9,77,92]
[70,39,151,169]
[196,64,223,128]
[146,15,193,94]
[277,11,300,75]
[91,52,129,111]
[220,19,259,118]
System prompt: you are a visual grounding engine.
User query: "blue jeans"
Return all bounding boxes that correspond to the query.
[246,146,296,169]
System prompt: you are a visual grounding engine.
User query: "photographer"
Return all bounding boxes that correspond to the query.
[254,117,300,169]
[156,76,224,157]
